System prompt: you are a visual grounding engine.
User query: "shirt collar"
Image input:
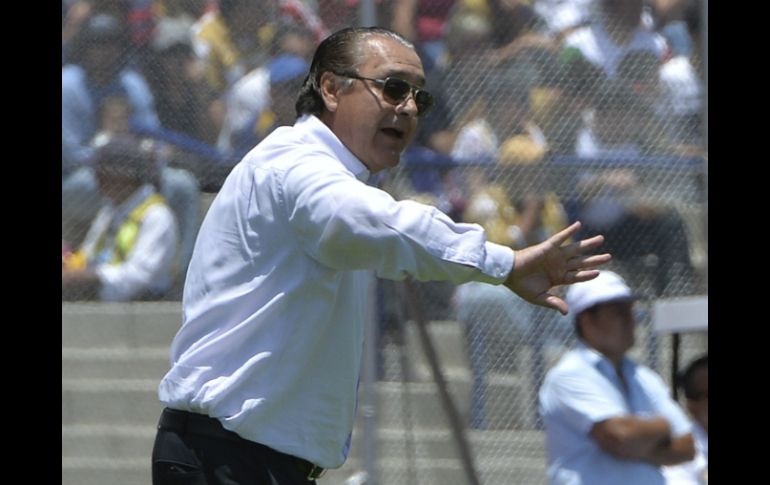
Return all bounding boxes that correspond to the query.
[574,340,635,375]
[108,184,156,229]
[575,340,605,366]
[295,114,371,182]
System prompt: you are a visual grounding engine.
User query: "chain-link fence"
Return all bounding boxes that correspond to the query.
[62,0,707,484]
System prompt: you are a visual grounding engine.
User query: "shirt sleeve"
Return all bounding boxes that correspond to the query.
[96,204,179,301]
[637,367,693,438]
[121,70,161,130]
[278,158,513,285]
[540,368,629,436]
[61,69,93,170]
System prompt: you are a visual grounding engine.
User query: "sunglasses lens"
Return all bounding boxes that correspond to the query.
[415,91,434,115]
[382,78,411,103]
[382,78,434,116]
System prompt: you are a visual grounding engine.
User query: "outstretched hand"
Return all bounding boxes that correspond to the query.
[503,221,611,315]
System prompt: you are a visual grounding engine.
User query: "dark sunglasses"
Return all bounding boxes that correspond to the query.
[334,72,434,116]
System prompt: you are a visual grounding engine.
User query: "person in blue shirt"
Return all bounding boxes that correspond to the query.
[539,270,695,484]
[62,12,161,246]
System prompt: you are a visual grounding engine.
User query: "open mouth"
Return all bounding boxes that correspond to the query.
[380,127,405,140]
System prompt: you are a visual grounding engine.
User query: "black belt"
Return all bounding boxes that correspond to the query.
[158,408,326,480]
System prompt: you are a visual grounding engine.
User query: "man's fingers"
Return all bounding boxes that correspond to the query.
[559,269,603,286]
[567,234,605,255]
[548,221,582,248]
[533,293,568,315]
[571,269,604,283]
[566,253,612,271]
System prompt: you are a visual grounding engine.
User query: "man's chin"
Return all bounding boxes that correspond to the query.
[383,156,402,171]
[367,154,402,173]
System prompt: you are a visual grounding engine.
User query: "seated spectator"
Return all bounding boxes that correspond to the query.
[539,270,696,484]
[453,169,571,429]
[450,59,547,166]
[484,0,557,66]
[191,0,280,93]
[62,12,161,244]
[223,49,310,158]
[576,78,669,158]
[142,23,220,145]
[571,79,695,295]
[616,49,701,152]
[530,46,605,156]
[206,19,315,154]
[562,0,669,79]
[391,0,457,73]
[663,354,708,484]
[62,134,179,301]
[63,91,202,298]
[656,0,704,153]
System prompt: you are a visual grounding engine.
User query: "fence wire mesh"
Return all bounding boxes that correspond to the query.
[62,0,707,484]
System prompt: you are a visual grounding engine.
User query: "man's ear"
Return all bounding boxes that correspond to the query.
[319,71,341,113]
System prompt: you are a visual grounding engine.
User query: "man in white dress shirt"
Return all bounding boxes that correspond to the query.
[151,26,611,484]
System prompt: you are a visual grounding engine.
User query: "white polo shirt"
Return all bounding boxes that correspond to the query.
[158,115,514,468]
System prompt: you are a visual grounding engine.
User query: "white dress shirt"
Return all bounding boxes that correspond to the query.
[158,115,514,468]
[539,342,692,485]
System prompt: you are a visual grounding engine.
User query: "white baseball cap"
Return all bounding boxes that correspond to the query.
[566,270,637,316]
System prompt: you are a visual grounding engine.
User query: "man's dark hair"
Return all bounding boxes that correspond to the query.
[92,133,159,187]
[679,354,707,399]
[295,27,414,118]
[70,12,131,65]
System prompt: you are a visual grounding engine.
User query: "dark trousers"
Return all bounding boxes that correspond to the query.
[152,408,323,485]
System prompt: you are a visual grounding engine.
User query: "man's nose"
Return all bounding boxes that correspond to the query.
[395,92,419,117]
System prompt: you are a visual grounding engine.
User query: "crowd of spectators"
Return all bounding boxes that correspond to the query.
[62,0,706,315]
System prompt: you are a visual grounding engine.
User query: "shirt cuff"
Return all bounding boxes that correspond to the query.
[670,415,694,438]
[476,242,514,285]
[94,264,124,301]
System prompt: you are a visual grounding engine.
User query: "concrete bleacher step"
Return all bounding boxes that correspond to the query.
[61,303,549,485]
[62,424,156,460]
[346,427,545,463]
[62,302,182,348]
[62,457,150,485]
[376,371,534,430]
[62,378,163,425]
[62,425,546,485]
[324,454,547,485]
[63,347,171,380]
[404,320,471,372]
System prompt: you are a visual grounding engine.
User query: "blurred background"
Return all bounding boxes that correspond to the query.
[61,0,708,483]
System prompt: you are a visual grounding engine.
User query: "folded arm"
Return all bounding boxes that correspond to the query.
[591,416,695,465]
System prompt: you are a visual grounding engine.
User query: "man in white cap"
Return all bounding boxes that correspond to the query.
[538,270,695,484]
